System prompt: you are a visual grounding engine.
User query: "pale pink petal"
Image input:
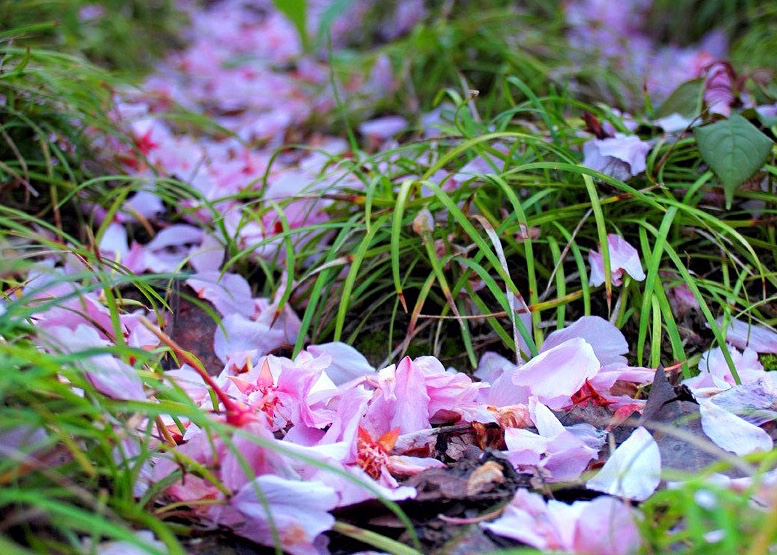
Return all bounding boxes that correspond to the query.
[186,272,254,318]
[590,234,645,287]
[587,426,661,501]
[541,316,628,368]
[307,342,375,385]
[358,116,408,142]
[512,338,600,409]
[213,314,290,363]
[47,325,146,401]
[583,134,650,180]
[699,401,772,456]
[482,489,563,550]
[365,357,431,435]
[573,496,642,555]
[232,475,337,555]
[709,375,777,426]
[717,318,777,354]
[387,455,446,475]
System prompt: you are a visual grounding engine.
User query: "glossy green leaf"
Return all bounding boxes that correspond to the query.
[694,114,774,208]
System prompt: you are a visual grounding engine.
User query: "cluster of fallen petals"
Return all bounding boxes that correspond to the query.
[7,1,777,554]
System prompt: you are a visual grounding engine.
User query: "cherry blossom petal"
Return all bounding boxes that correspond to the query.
[48,325,146,401]
[541,316,628,368]
[717,318,777,354]
[232,475,337,555]
[699,400,773,456]
[186,272,254,318]
[307,342,375,385]
[589,234,646,287]
[587,426,661,501]
[512,338,600,409]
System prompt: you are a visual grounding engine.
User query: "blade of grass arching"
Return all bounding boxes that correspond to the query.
[399,272,437,360]
[485,175,541,348]
[637,206,678,366]
[650,294,662,368]
[582,174,612,313]
[451,255,535,355]
[547,236,566,329]
[334,214,390,342]
[663,241,740,383]
[392,179,414,312]
[464,283,516,352]
[506,76,558,145]
[332,522,422,555]
[552,222,591,315]
[421,181,532,326]
[266,201,295,328]
[659,197,771,290]
[473,214,524,364]
[422,235,477,369]
[0,492,172,555]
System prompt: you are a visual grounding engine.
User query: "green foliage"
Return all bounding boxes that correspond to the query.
[0,0,183,74]
[694,115,774,209]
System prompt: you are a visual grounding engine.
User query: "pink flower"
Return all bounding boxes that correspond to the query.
[589,234,646,287]
[582,134,650,181]
[482,489,641,555]
[683,344,765,392]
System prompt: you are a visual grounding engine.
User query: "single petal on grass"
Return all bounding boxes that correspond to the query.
[232,475,337,555]
[583,134,650,181]
[589,234,646,287]
[587,426,660,501]
[699,400,773,456]
[512,338,600,409]
[717,317,777,354]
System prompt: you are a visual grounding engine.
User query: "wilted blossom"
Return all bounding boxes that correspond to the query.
[482,488,641,555]
[589,234,646,287]
[704,62,735,118]
[582,133,650,181]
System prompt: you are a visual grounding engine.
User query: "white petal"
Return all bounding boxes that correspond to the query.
[587,427,661,501]
[699,401,773,456]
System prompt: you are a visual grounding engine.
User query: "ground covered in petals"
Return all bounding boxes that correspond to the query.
[2,1,777,554]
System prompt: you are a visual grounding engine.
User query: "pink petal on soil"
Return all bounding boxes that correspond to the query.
[587,426,660,501]
[699,400,772,456]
